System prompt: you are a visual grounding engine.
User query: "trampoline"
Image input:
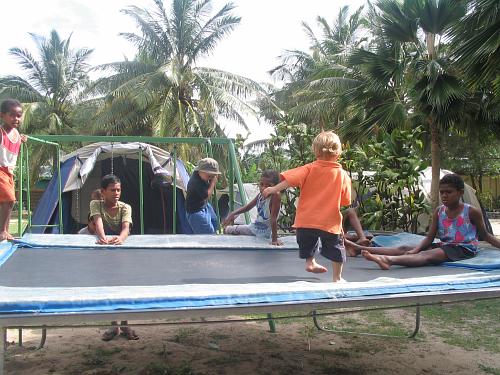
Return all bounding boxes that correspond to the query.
[1,234,500,375]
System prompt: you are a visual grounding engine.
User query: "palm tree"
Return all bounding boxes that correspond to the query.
[0,30,92,134]
[267,6,366,129]
[91,0,265,146]
[300,1,467,208]
[450,0,500,92]
[0,30,93,181]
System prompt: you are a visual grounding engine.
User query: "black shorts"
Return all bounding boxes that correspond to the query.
[296,228,346,263]
[430,243,476,261]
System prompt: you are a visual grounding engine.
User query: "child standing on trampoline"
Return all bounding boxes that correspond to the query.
[223,169,283,246]
[0,99,26,241]
[263,131,351,282]
[185,158,221,234]
[360,174,500,269]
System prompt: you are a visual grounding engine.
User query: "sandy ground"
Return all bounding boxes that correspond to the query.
[3,220,500,375]
[4,310,500,375]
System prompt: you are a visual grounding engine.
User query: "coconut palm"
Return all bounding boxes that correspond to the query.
[450,0,500,92]
[0,30,93,134]
[0,30,93,181]
[91,0,265,145]
[294,1,467,208]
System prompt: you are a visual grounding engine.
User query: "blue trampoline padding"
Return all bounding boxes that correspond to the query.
[15,233,299,250]
[1,271,499,313]
[371,233,427,248]
[443,248,500,270]
[0,242,17,268]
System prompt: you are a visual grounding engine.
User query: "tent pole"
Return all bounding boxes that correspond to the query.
[139,148,144,235]
[172,145,177,234]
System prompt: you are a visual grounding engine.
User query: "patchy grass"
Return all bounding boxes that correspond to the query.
[141,362,194,375]
[169,328,200,345]
[479,364,500,375]
[421,300,500,352]
[81,346,122,367]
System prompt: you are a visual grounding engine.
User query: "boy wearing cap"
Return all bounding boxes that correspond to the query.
[186,158,221,234]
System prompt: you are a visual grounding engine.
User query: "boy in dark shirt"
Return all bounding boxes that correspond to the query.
[186,158,221,234]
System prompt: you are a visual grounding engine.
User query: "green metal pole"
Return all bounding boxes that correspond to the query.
[25,144,31,231]
[205,139,221,231]
[17,145,24,236]
[228,139,250,224]
[172,145,177,234]
[139,148,144,234]
[228,150,234,213]
[56,146,63,234]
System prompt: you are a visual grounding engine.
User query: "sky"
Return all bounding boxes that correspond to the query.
[0,0,365,140]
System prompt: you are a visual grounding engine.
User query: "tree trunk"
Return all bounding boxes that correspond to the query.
[430,121,441,210]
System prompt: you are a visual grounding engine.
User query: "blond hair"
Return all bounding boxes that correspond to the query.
[312,131,342,158]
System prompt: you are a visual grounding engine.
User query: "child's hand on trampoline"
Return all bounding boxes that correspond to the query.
[222,213,236,227]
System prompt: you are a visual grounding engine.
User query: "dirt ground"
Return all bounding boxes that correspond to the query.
[4,307,500,375]
[3,220,500,375]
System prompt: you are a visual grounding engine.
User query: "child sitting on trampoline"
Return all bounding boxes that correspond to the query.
[359,174,500,269]
[185,158,221,234]
[90,175,138,341]
[91,175,132,245]
[263,131,351,282]
[223,169,283,246]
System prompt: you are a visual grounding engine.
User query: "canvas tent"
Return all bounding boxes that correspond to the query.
[30,142,192,234]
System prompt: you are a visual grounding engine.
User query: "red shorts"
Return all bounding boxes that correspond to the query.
[0,168,16,203]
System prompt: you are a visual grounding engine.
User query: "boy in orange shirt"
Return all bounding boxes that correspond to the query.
[263,131,351,282]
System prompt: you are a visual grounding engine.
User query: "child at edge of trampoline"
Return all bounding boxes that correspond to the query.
[223,169,283,246]
[0,99,27,241]
[185,157,221,234]
[352,174,500,269]
[263,131,352,282]
[90,174,138,341]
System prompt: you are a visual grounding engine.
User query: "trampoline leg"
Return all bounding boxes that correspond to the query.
[267,313,276,333]
[312,306,421,339]
[18,329,22,347]
[1,326,5,375]
[37,328,47,349]
[409,305,421,339]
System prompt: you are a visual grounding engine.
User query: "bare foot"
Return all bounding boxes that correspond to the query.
[333,278,347,283]
[361,250,391,270]
[346,244,360,257]
[0,231,14,241]
[305,259,328,273]
[356,238,371,246]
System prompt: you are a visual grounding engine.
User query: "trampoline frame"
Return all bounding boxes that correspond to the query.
[1,287,499,375]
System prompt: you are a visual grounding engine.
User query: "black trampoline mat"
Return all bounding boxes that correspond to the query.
[0,247,475,287]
